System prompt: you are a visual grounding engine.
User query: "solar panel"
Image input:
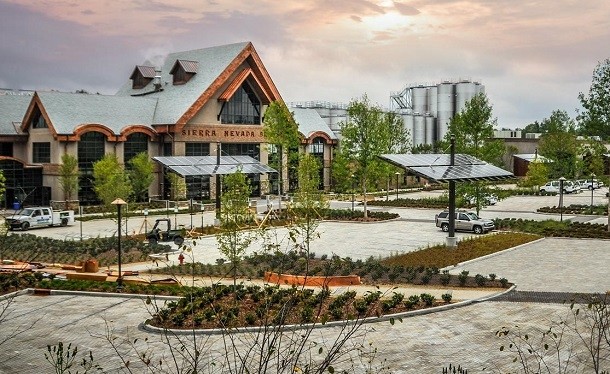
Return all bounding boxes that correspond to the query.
[154,156,277,176]
[379,153,513,182]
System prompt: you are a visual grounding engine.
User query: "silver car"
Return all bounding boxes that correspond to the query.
[435,210,495,234]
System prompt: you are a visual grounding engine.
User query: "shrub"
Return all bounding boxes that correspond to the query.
[474,274,486,286]
[420,293,435,306]
[441,293,452,303]
[458,271,469,286]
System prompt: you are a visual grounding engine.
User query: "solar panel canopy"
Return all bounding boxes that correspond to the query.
[154,156,276,176]
[380,153,513,182]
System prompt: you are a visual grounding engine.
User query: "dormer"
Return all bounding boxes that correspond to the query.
[130,65,156,89]
[170,59,198,85]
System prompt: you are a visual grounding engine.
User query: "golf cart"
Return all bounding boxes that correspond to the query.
[146,218,185,246]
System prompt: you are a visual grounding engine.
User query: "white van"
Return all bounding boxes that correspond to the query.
[539,180,578,194]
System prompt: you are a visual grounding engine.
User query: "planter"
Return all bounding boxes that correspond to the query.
[264,271,360,287]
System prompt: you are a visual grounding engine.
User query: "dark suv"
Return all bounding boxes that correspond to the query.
[435,210,495,234]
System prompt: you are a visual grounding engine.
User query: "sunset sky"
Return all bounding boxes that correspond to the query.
[1,0,609,128]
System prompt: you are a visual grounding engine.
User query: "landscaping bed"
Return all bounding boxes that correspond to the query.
[494,218,610,238]
[537,204,608,216]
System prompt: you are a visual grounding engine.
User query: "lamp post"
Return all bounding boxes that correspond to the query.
[189,199,194,230]
[201,202,205,231]
[590,173,595,215]
[173,206,179,228]
[351,174,355,212]
[143,209,149,233]
[395,172,400,200]
[559,177,566,222]
[111,198,127,290]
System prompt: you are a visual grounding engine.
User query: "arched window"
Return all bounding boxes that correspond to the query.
[124,132,149,164]
[309,137,325,155]
[78,131,106,205]
[220,82,261,124]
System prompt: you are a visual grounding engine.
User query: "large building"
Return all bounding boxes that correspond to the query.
[0,42,337,207]
[391,79,485,146]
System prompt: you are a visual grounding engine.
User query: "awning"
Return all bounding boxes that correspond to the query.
[379,153,514,183]
[153,156,276,177]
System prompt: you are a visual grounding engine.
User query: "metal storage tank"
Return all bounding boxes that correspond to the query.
[456,81,477,112]
[427,86,438,115]
[329,106,347,132]
[436,82,455,142]
[411,85,428,114]
[402,113,415,147]
[413,114,425,147]
[425,115,436,144]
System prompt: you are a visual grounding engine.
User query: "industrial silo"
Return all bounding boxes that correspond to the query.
[329,105,347,132]
[427,86,438,115]
[411,85,428,114]
[456,80,477,113]
[402,113,415,147]
[436,82,455,142]
[413,114,425,147]
[425,114,436,144]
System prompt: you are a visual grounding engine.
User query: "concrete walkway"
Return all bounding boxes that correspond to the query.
[1,191,609,373]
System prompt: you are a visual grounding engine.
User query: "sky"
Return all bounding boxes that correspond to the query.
[1,0,609,129]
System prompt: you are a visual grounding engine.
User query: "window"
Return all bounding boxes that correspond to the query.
[31,110,48,129]
[32,142,51,163]
[185,143,210,157]
[0,143,13,157]
[124,133,149,164]
[309,137,325,154]
[220,82,261,124]
[78,131,106,205]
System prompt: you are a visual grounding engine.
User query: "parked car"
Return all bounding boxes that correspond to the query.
[466,193,498,206]
[434,210,495,234]
[582,179,603,190]
[539,180,578,194]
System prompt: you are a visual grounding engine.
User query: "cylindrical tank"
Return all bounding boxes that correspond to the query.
[456,81,477,112]
[329,107,347,131]
[427,86,438,115]
[425,115,436,144]
[413,114,425,147]
[411,86,428,114]
[436,82,455,141]
[402,114,415,147]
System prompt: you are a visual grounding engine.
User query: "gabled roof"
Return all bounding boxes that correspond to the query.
[21,92,157,136]
[130,65,157,80]
[291,108,337,141]
[0,95,32,135]
[115,41,282,129]
[218,67,272,105]
[170,60,198,74]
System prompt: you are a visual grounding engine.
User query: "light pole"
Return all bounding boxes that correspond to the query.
[559,176,566,222]
[173,206,179,228]
[201,202,205,231]
[395,172,400,200]
[351,174,355,212]
[111,198,127,290]
[189,199,194,230]
[143,209,149,233]
[590,173,595,215]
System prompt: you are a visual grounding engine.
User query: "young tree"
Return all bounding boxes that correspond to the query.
[92,155,132,206]
[127,152,154,202]
[290,154,329,278]
[538,131,580,179]
[446,92,504,214]
[340,95,409,218]
[166,172,186,201]
[578,58,610,140]
[263,101,301,195]
[522,159,549,190]
[216,170,253,286]
[58,154,79,209]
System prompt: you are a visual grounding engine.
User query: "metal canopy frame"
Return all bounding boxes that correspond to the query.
[379,153,514,183]
[153,156,277,177]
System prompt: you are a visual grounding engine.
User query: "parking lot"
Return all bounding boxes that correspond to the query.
[0,188,609,372]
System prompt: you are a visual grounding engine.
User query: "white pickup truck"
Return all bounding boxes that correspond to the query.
[6,207,75,231]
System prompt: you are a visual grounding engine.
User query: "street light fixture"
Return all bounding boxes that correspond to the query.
[559,177,566,222]
[111,198,127,290]
[395,172,400,200]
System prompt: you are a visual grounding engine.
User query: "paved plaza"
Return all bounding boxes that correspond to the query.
[1,190,609,372]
